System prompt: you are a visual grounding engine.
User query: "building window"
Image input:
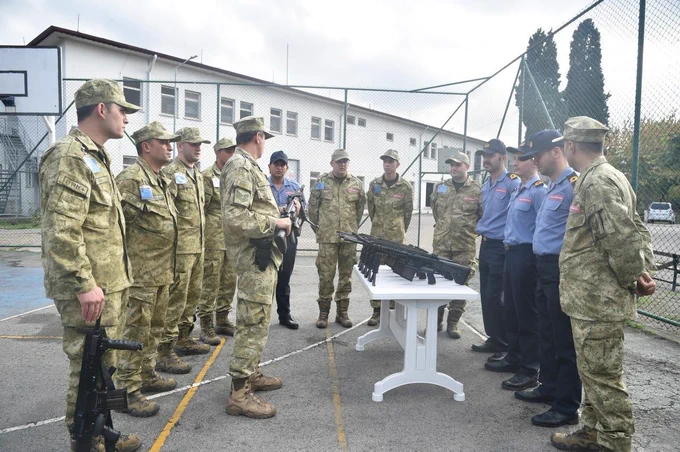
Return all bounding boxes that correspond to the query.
[270,108,282,133]
[324,119,335,142]
[347,115,355,125]
[431,142,438,159]
[122,155,137,169]
[286,111,298,136]
[123,78,142,110]
[423,141,431,158]
[161,85,176,116]
[240,101,254,119]
[386,132,394,142]
[357,117,367,127]
[24,172,38,188]
[474,151,483,172]
[220,98,235,124]
[410,137,417,146]
[310,171,321,189]
[311,117,321,139]
[185,90,201,119]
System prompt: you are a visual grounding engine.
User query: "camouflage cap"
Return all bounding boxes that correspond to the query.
[176,127,211,144]
[563,116,609,143]
[331,148,350,162]
[233,116,274,139]
[213,137,236,152]
[131,122,180,145]
[74,79,140,112]
[380,149,400,162]
[445,151,470,165]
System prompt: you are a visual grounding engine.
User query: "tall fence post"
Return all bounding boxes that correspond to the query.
[343,89,348,149]
[417,150,422,247]
[518,56,525,144]
[463,94,469,155]
[215,83,221,142]
[631,0,646,191]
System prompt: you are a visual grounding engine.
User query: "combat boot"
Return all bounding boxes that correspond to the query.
[69,424,106,452]
[437,306,445,332]
[249,369,283,391]
[121,390,159,417]
[367,307,381,327]
[141,370,177,393]
[316,300,331,329]
[226,378,277,419]
[550,426,600,451]
[156,342,191,374]
[335,299,353,328]
[113,433,143,452]
[446,307,464,339]
[199,315,222,346]
[215,310,235,336]
[175,326,211,355]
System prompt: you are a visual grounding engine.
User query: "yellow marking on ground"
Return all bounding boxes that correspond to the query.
[149,338,225,452]
[325,328,349,451]
[0,335,62,339]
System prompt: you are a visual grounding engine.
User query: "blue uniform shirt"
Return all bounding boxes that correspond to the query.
[268,176,303,208]
[503,173,547,246]
[533,167,578,255]
[476,169,521,240]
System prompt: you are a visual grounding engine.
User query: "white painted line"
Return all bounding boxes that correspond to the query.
[461,319,488,342]
[0,416,65,435]
[0,304,54,322]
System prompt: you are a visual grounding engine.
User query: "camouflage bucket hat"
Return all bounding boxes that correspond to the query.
[233,116,274,139]
[445,151,470,165]
[213,137,236,152]
[74,79,140,112]
[380,149,400,162]
[131,122,180,145]
[176,127,211,144]
[563,116,609,143]
[331,148,350,161]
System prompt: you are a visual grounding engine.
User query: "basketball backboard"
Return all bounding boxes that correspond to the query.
[0,46,61,116]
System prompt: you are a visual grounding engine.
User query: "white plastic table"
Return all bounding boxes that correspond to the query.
[354,265,480,402]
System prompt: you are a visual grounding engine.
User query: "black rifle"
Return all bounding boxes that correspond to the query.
[338,232,472,286]
[72,318,142,452]
[274,185,317,254]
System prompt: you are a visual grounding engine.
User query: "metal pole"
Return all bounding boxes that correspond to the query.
[172,55,198,157]
[343,89,348,149]
[417,150,422,247]
[498,60,523,139]
[519,57,525,144]
[216,84,221,142]
[632,0,646,191]
[523,59,555,129]
[463,94,469,155]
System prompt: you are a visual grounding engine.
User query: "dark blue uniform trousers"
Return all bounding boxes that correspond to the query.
[276,239,297,321]
[478,238,507,348]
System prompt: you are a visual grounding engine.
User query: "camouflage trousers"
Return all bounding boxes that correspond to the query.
[571,318,634,452]
[55,289,128,426]
[317,242,357,303]
[229,261,277,379]
[197,249,237,318]
[161,252,204,346]
[116,285,170,393]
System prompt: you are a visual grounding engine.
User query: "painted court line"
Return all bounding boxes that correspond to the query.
[461,318,489,341]
[325,327,349,452]
[0,304,54,322]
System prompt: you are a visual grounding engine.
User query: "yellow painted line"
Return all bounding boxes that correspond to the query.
[149,338,225,452]
[0,335,62,339]
[325,328,349,452]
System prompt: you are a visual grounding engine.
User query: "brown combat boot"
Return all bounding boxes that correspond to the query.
[156,342,191,374]
[335,299,353,328]
[113,433,143,452]
[175,326,211,355]
[367,307,380,326]
[215,310,235,336]
[550,426,600,451]
[121,390,159,417]
[226,378,277,419]
[249,369,282,391]
[70,430,105,452]
[199,315,222,346]
[316,300,331,329]
[446,309,463,339]
[141,370,177,393]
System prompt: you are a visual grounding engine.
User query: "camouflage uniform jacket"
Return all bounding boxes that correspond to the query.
[116,157,178,287]
[559,156,655,322]
[431,176,483,253]
[220,148,283,270]
[39,127,132,299]
[309,172,366,244]
[367,174,413,243]
[162,158,205,255]
[202,162,226,251]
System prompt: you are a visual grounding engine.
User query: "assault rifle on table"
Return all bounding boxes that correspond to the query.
[72,318,142,452]
[338,232,472,286]
[274,185,317,254]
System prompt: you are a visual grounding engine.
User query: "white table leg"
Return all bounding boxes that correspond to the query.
[356,299,393,351]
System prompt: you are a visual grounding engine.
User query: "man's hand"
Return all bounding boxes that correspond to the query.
[635,272,656,296]
[77,286,106,322]
[275,217,292,236]
[293,199,301,215]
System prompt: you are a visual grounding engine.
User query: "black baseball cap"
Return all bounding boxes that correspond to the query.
[270,150,289,164]
[479,138,507,155]
[516,130,564,161]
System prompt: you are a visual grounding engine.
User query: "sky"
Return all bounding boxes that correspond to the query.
[1,0,677,145]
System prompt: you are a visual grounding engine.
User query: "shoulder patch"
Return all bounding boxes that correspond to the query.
[534,180,544,187]
[569,172,579,184]
[509,173,518,180]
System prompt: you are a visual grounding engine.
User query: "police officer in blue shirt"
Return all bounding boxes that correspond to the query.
[485,140,547,393]
[268,151,301,329]
[513,130,582,428]
[474,139,521,356]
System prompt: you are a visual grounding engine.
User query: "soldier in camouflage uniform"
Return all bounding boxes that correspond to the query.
[551,117,656,452]
[157,127,210,374]
[221,116,292,419]
[39,79,141,451]
[115,122,180,418]
[309,149,366,329]
[197,138,238,345]
[430,151,482,338]
[366,149,413,326]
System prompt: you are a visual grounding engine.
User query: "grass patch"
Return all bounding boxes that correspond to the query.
[0,218,40,229]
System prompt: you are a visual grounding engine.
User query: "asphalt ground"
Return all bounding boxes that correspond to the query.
[0,251,679,452]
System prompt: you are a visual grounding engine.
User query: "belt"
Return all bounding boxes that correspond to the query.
[481,236,503,243]
[504,243,533,251]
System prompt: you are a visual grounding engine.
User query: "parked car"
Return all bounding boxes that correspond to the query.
[646,202,676,224]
